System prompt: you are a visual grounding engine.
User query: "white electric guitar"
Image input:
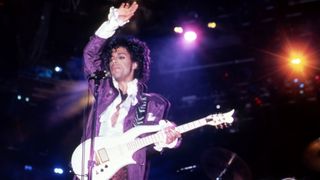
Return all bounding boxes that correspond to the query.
[71,109,234,180]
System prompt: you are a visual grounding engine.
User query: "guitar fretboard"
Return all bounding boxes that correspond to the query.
[126,110,234,152]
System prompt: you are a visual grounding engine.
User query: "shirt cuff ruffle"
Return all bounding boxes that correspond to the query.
[95,7,129,39]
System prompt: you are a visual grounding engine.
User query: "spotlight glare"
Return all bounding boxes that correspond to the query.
[24,165,33,171]
[208,21,217,28]
[174,26,183,33]
[291,58,301,64]
[299,83,304,88]
[53,167,64,174]
[282,41,316,78]
[288,51,306,73]
[17,95,22,100]
[54,66,63,72]
[184,31,197,42]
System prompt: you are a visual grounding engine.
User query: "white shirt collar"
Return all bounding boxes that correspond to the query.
[112,78,138,104]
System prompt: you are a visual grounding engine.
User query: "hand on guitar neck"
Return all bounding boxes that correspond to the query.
[163,122,181,144]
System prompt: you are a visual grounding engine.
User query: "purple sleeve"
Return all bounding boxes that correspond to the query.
[83,35,107,78]
[83,35,108,93]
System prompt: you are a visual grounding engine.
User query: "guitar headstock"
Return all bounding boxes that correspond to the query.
[205,109,235,128]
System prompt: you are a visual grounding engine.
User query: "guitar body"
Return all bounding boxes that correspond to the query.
[71,124,163,180]
[71,110,234,180]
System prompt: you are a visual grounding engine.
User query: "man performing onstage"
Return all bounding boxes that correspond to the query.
[77,2,181,180]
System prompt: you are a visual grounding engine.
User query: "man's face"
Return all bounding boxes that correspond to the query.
[109,47,137,82]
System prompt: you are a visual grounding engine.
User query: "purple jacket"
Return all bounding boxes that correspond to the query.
[82,35,170,180]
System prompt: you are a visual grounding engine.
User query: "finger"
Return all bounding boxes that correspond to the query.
[166,136,174,143]
[175,131,181,138]
[129,3,138,12]
[168,128,180,138]
[119,3,125,9]
[133,4,139,11]
[173,131,181,138]
[129,1,137,8]
[172,129,180,138]
[131,6,138,14]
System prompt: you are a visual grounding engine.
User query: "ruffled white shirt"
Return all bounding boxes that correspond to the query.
[98,78,138,137]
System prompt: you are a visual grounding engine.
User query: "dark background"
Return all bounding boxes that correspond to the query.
[1,0,320,179]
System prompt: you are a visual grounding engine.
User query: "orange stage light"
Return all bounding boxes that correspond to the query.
[288,52,305,73]
[281,39,317,79]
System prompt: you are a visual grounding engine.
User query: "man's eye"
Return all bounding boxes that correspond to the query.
[119,56,126,60]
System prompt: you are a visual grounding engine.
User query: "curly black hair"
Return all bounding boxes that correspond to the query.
[102,37,151,83]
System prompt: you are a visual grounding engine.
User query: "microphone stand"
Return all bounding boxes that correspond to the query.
[86,70,109,180]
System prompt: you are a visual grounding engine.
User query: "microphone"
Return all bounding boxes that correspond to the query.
[87,70,110,80]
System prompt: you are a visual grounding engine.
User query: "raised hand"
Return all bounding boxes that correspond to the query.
[118,1,139,22]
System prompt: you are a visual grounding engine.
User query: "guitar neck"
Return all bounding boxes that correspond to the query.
[127,117,208,152]
[175,117,209,134]
[126,110,234,152]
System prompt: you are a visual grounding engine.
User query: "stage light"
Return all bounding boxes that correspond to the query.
[25,97,30,102]
[216,104,221,109]
[280,40,317,80]
[299,83,304,88]
[174,26,183,33]
[17,95,22,100]
[53,167,64,174]
[290,57,301,65]
[184,31,197,42]
[54,66,63,72]
[208,21,217,29]
[24,165,33,171]
[286,48,309,75]
[289,55,305,73]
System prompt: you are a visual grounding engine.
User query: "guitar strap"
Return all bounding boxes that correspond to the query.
[134,93,148,127]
